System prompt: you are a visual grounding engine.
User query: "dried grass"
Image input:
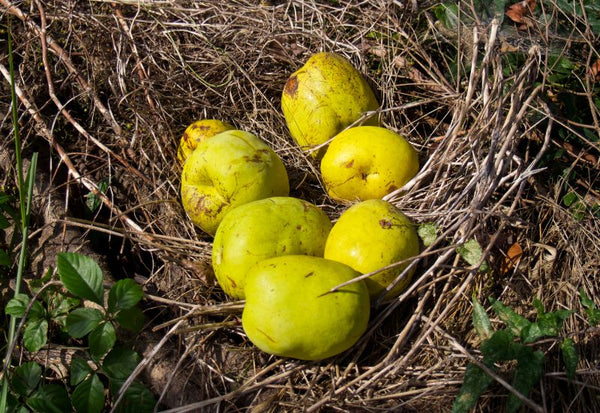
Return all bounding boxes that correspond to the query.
[1,0,599,411]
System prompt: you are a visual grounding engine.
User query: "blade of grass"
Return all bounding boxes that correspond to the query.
[0,15,38,411]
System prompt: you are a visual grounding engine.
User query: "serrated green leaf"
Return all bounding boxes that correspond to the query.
[57,252,104,305]
[472,295,493,340]
[67,307,104,338]
[490,297,531,336]
[507,346,544,413]
[70,357,93,386]
[89,322,116,361]
[452,362,494,413]
[113,381,155,413]
[11,362,42,397]
[23,318,48,352]
[72,373,104,413]
[102,348,140,380]
[108,279,143,313]
[116,307,145,333]
[481,329,516,362]
[417,222,438,247]
[561,338,578,381]
[0,249,10,266]
[26,384,72,413]
[5,294,30,317]
[457,239,490,272]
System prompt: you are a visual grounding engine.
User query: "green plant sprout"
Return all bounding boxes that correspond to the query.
[452,294,588,413]
[4,253,154,413]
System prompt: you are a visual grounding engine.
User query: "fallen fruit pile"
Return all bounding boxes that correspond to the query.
[179,52,421,361]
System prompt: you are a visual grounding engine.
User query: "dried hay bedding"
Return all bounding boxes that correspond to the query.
[1,0,598,411]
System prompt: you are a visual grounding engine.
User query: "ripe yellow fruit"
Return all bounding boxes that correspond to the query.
[320,126,419,202]
[242,255,370,361]
[212,197,332,299]
[177,119,235,165]
[180,130,289,235]
[324,199,420,300]
[281,52,379,158]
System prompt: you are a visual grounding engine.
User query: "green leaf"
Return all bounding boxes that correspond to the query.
[434,3,460,30]
[116,307,145,333]
[112,381,155,413]
[23,318,48,352]
[562,191,579,207]
[28,300,46,321]
[561,338,578,381]
[481,329,516,362]
[472,295,493,340]
[0,249,10,266]
[490,297,531,337]
[507,346,544,413]
[85,180,108,213]
[5,293,30,317]
[457,239,490,272]
[89,322,116,361]
[580,289,600,326]
[11,362,42,397]
[57,252,104,305]
[70,357,93,386]
[519,299,573,343]
[417,222,438,247]
[26,384,72,413]
[102,348,140,380]
[72,374,104,413]
[49,295,81,320]
[107,279,143,313]
[452,362,494,413]
[67,307,104,338]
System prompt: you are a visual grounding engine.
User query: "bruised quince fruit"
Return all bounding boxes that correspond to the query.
[180,130,289,235]
[242,255,370,361]
[212,197,332,299]
[324,199,420,300]
[177,119,235,165]
[320,126,419,202]
[281,52,379,158]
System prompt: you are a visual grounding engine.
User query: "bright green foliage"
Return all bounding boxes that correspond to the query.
[6,253,153,412]
[418,222,439,248]
[471,294,492,340]
[456,239,490,272]
[454,296,578,412]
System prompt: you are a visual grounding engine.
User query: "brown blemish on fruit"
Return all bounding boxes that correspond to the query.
[387,184,398,193]
[227,276,237,288]
[344,159,354,168]
[304,271,315,278]
[256,328,276,343]
[182,131,191,144]
[284,75,298,97]
[379,219,393,229]
[361,172,368,180]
